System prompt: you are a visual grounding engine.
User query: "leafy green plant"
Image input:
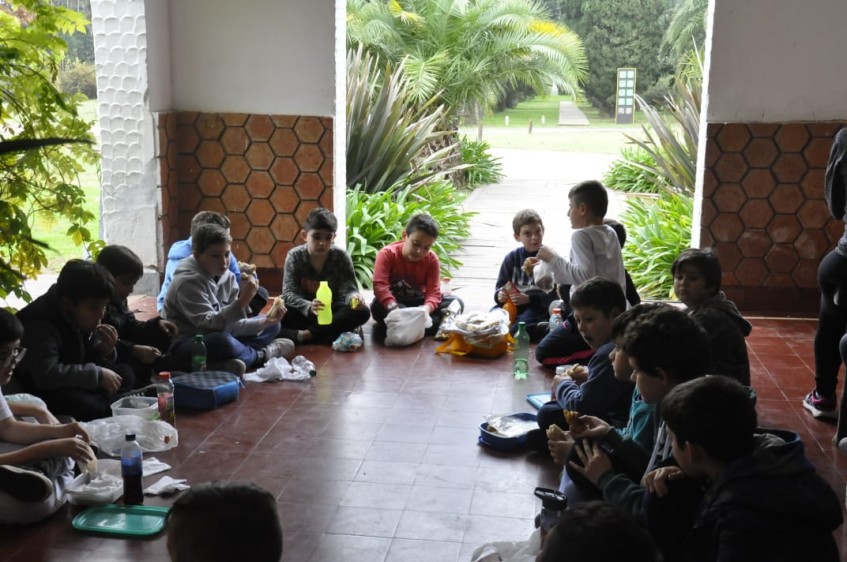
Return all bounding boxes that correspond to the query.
[0,1,100,303]
[58,58,97,98]
[626,52,702,196]
[346,181,475,288]
[457,137,503,188]
[621,193,693,299]
[346,46,464,193]
[603,146,664,194]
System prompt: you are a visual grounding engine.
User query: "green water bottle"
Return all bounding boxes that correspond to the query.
[513,322,530,379]
[316,281,333,325]
[191,334,207,371]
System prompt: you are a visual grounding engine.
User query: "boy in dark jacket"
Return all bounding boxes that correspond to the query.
[646,376,842,561]
[531,278,634,446]
[97,245,178,379]
[10,260,134,421]
[563,307,711,520]
[672,248,752,386]
[493,209,557,341]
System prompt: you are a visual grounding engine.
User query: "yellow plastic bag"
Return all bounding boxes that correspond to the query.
[435,332,514,359]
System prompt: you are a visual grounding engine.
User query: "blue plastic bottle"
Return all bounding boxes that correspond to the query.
[121,433,144,505]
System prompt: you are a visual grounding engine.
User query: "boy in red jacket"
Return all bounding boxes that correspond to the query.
[371,213,462,335]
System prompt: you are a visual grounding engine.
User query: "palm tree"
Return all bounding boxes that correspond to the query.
[347,0,587,128]
[663,0,708,60]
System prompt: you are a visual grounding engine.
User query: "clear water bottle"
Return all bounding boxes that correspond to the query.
[191,334,206,371]
[549,307,563,331]
[121,434,144,505]
[292,356,317,377]
[316,281,333,325]
[441,277,452,296]
[157,372,176,427]
[513,322,530,379]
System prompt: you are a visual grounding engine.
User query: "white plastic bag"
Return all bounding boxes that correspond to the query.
[471,528,541,562]
[244,356,311,383]
[82,415,178,456]
[385,307,429,347]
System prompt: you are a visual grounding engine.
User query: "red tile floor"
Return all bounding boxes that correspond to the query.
[0,315,845,561]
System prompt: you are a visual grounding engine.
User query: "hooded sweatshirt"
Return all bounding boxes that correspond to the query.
[688,292,753,386]
[682,429,842,562]
[162,256,262,344]
[824,128,847,255]
[156,238,241,312]
[536,224,626,299]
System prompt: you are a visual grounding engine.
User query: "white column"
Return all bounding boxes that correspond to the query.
[90,0,161,295]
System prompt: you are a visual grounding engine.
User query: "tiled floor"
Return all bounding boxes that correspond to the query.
[0,316,845,561]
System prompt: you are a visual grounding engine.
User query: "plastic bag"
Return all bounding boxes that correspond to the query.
[471,528,541,562]
[244,356,312,383]
[435,308,513,358]
[82,415,178,456]
[385,307,429,347]
[332,331,363,352]
[434,298,464,340]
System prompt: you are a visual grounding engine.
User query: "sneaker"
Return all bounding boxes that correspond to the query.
[802,390,837,420]
[0,465,52,502]
[264,338,295,360]
[208,359,246,377]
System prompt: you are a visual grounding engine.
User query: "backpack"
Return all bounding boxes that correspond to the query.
[171,371,243,410]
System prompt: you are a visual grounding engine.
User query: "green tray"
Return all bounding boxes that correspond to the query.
[72,504,170,537]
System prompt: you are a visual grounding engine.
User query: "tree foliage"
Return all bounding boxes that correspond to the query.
[347,0,587,122]
[0,0,100,303]
[663,0,707,60]
[560,0,672,115]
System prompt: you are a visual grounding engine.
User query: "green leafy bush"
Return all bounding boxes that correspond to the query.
[457,137,503,188]
[621,193,693,299]
[603,146,664,194]
[58,59,96,99]
[346,182,475,288]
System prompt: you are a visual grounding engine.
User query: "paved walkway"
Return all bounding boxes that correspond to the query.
[558,100,591,126]
[450,148,621,311]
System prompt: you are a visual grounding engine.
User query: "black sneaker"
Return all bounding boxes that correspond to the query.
[0,465,52,502]
[525,428,551,457]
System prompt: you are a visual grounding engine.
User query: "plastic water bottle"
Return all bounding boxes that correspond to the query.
[441,277,452,296]
[292,356,317,377]
[549,308,563,331]
[513,322,530,379]
[191,334,206,371]
[316,281,333,325]
[534,487,568,543]
[121,434,144,505]
[157,372,175,427]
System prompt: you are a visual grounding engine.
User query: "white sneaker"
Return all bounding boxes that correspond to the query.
[264,338,294,360]
[208,359,246,377]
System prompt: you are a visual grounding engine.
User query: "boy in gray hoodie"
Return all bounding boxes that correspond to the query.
[163,224,292,375]
[672,248,752,386]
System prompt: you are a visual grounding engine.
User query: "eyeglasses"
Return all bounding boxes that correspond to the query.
[1,346,26,366]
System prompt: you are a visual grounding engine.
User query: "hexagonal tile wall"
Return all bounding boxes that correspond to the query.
[702,121,846,314]
[157,111,334,270]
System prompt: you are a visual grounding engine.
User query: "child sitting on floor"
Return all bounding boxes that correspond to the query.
[282,208,370,343]
[646,376,842,561]
[97,244,178,379]
[371,213,463,335]
[562,307,711,522]
[162,224,291,375]
[532,180,627,367]
[157,210,268,316]
[11,260,134,421]
[0,309,96,525]
[166,481,283,562]
[672,248,752,386]
[493,209,557,341]
[528,277,634,454]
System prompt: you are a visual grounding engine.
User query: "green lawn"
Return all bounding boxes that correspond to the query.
[479,94,646,129]
[31,99,101,272]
